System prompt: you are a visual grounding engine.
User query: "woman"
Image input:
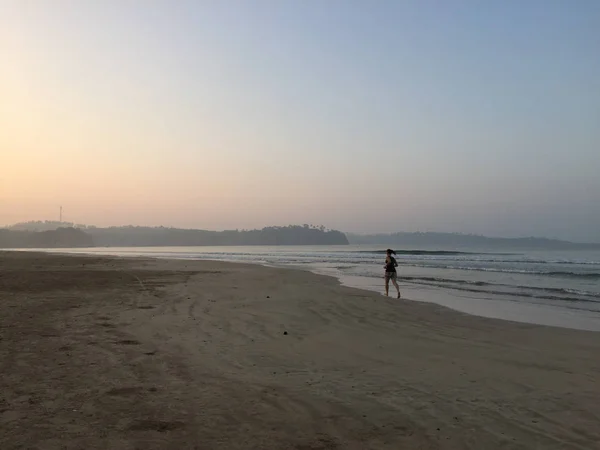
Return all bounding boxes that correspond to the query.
[384,249,401,298]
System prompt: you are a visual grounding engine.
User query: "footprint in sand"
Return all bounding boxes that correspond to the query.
[106,386,146,396]
[116,339,140,346]
[127,420,185,432]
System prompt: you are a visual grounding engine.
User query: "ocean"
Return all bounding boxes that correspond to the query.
[45,245,600,331]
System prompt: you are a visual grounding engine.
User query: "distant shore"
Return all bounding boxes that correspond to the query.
[2,251,600,449]
[4,222,600,250]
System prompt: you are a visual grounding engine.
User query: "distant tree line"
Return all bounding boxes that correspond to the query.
[346,232,600,249]
[1,223,349,248]
[88,225,348,246]
[7,221,87,232]
[8,222,596,249]
[0,228,93,248]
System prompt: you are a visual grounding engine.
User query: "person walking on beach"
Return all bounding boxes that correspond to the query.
[384,249,401,298]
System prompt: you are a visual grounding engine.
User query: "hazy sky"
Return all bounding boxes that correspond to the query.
[2,1,599,242]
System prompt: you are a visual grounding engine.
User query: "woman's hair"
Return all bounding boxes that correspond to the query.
[386,249,396,255]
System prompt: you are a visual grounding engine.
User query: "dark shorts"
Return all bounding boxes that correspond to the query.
[385,271,397,281]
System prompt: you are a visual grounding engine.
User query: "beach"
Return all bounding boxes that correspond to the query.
[1,251,599,450]
[55,245,600,332]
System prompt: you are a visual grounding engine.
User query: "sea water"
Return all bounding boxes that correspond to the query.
[43,245,600,331]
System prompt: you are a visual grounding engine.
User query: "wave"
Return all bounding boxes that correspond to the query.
[546,271,600,279]
[401,276,489,286]
[396,277,600,305]
[401,263,600,279]
[399,276,600,299]
[354,250,508,256]
[398,257,600,265]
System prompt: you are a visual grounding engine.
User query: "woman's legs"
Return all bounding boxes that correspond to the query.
[391,278,401,298]
[385,276,390,296]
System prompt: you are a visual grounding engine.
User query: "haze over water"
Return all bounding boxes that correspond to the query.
[2,1,600,242]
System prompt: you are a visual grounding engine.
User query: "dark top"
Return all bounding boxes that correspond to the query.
[385,256,398,273]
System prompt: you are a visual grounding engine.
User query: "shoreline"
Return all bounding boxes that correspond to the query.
[9,248,594,332]
[240,260,600,333]
[10,247,600,332]
[2,251,600,449]
[329,272,600,332]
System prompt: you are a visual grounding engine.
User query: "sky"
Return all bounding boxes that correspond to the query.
[1,1,599,242]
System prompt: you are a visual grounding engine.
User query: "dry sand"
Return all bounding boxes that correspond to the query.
[1,251,599,450]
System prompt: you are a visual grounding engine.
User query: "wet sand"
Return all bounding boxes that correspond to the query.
[1,251,599,449]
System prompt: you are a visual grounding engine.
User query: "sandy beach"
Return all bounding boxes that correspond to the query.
[1,251,599,450]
